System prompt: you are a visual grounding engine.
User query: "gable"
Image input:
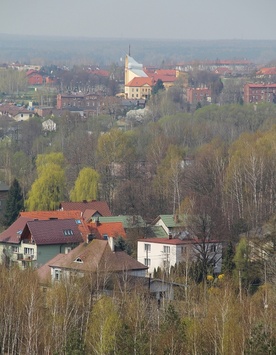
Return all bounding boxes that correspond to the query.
[24,219,83,245]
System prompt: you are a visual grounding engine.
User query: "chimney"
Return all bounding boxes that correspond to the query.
[108,236,115,252]
[87,234,95,243]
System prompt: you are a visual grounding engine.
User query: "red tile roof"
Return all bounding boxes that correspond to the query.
[149,74,178,83]
[145,69,177,78]
[88,221,126,239]
[246,83,276,88]
[21,210,82,220]
[126,77,154,87]
[257,67,276,75]
[82,209,99,222]
[88,69,109,77]
[59,201,112,216]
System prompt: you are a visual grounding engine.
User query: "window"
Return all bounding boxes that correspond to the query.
[210,244,217,252]
[74,257,83,263]
[12,246,19,253]
[163,246,170,254]
[65,247,72,254]
[144,258,151,266]
[181,246,186,254]
[24,248,34,255]
[144,244,151,252]
[63,229,74,236]
[54,269,61,281]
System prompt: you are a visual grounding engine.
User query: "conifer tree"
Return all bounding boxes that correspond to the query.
[3,178,24,226]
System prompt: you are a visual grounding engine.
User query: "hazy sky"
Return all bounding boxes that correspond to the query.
[1,0,276,40]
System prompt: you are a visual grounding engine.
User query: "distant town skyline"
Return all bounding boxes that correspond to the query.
[1,0,276,41]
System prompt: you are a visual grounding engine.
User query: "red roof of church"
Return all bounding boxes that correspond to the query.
[126,77,154,87]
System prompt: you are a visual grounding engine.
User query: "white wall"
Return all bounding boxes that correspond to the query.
[137,241,178,275]
[138,240,223,275]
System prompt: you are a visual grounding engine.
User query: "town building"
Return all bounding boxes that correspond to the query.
[243,83,276,104]
[176,59,254,75]
[124,55,179,99]
[56,92,103,110]
[0,103,34,121]
[186,87,212,104]
[26,70,44,85]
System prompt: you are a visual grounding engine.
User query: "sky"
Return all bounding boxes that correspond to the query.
[1,0,276,41]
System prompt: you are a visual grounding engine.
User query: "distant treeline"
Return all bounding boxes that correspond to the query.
[1,34,276,66]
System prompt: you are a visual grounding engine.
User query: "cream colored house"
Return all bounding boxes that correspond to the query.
[125,77,154,100]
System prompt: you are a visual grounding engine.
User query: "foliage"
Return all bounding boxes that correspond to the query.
[245,324,276,354]
[86,296,121,354]
[3,178,24,226]
[70,167,99,202]
[114,235,132,255]
[152,79,165,95]
[222,241,235,275]
[25,153,65,211]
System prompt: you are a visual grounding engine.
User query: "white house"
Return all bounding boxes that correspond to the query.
[137,237,222,275]
[42,118,56,131]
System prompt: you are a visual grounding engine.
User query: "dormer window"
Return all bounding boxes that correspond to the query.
[63,229,74,236]
[74,257,83,263]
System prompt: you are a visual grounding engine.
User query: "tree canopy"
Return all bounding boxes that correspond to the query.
[70,167,100,202]
[25,153,65,211]
[3,178,24,226]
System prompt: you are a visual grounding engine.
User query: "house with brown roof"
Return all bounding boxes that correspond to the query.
[26,70,44,85]
[59,200,112,217]
[0,217,83,268]
[20,209,90,238]
[0,103,35,121]
[38,238,148,283]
